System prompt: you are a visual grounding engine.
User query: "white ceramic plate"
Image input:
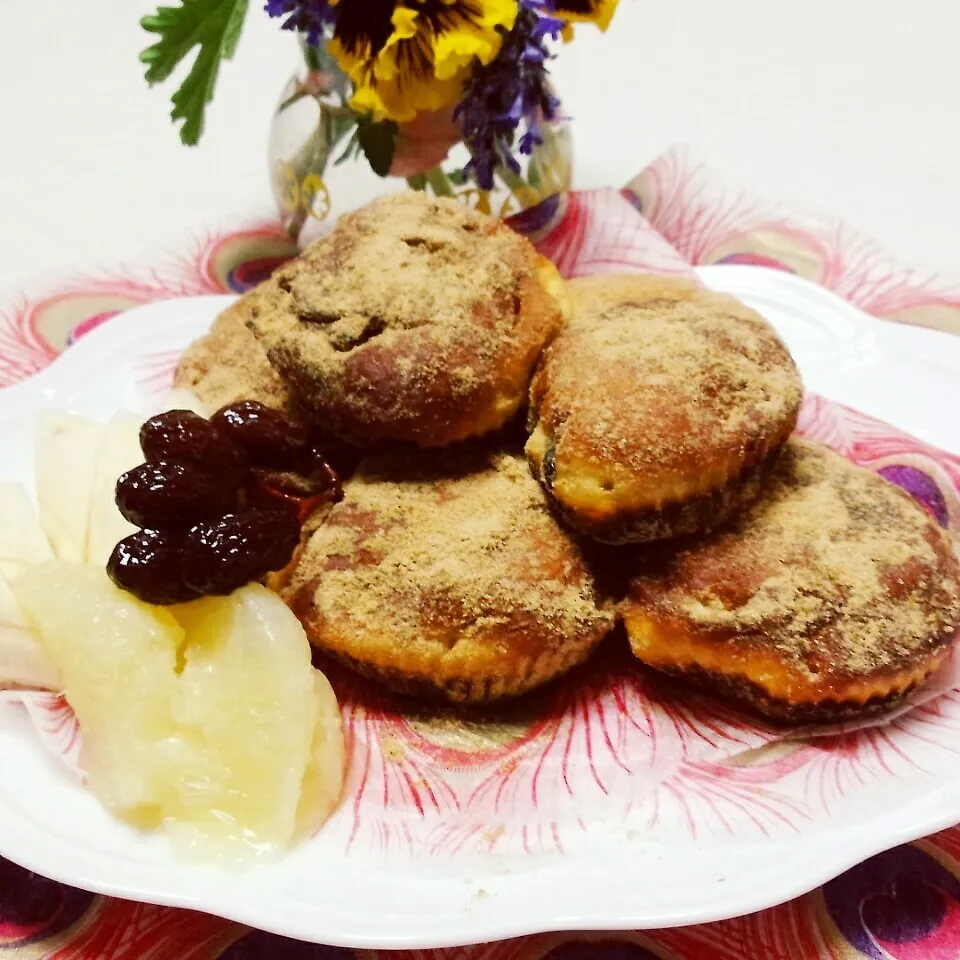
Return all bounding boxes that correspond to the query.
[0,265,958,949]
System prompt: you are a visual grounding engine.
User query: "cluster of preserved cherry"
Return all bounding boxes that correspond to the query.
[107,401,341,605]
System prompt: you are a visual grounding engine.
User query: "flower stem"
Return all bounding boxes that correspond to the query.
[278,88,309,114]
[424,167,455,198]
[495,165,541,210]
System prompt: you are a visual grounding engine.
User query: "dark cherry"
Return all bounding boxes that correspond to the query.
[245,485,325,524]
[182,504,302,596]
[211,401,310,470]
[140,409,249,484]
[250,469,315,499]
[306,451,343,502]
[308,431,362,481]
[106,406,321,604]
[252,452,341,501]
[116,461,233,530]
[107,529,199,605]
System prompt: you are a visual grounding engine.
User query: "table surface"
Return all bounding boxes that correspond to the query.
[1,0,960,297]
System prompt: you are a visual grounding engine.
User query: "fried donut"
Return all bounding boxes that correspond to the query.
[283,449,613,703]
[621,438,960,723]
[526,274,803,543]
[246,192,567,448]
[174,286,307,422]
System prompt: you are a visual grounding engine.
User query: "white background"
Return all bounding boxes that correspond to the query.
[1,0,958,295]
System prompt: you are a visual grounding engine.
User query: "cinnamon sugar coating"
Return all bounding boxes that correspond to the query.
[283,448,614,703]
[245,192,566,448]
[174,288,307,422]
[526,274,803,543]
[621,438,960,721]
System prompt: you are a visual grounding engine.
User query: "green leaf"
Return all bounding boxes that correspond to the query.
[356,118,398,178]
[334,131,361,166]
[140,0,249,146]
[303,39,340,75]
[329,109,360,147]
[277,89,310,114]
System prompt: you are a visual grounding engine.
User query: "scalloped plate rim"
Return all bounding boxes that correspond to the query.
[0,266,957,948]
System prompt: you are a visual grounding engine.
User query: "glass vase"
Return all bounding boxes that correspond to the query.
[268,40,573,248]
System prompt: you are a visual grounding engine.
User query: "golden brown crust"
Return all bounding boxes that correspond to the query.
[534,436,784,545]
[174,288,307,422]
[283,448,614,702]
[621,438,960,722]
[245,192,565,448]
[525,274,803,543]
[642,659,934,724]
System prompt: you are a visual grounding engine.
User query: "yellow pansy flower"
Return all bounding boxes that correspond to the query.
[432,0,517,79]
[329,0,518,123]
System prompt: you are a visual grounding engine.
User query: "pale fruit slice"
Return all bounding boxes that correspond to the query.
[12,562,183,818]
[0,483,53,563]
[86,412,144,566]
[165,387,209,417]
[35,412,106,562]
[0,625,60,690]
[0,483,54,580]
[0,572,28,629]
[11,565,343,860]
[168,585,322,858]
[0,572,59,690]
[295,671,346,839]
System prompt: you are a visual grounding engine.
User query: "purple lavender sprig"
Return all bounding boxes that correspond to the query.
[455,0,564,191]
[264,0,338,46]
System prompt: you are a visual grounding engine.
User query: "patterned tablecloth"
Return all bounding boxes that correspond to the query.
[1,149,960,959]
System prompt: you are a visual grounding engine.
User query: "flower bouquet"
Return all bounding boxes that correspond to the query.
[139,0,620,243]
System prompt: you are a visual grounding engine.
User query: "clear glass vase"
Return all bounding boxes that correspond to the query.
[268,40,573,248]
